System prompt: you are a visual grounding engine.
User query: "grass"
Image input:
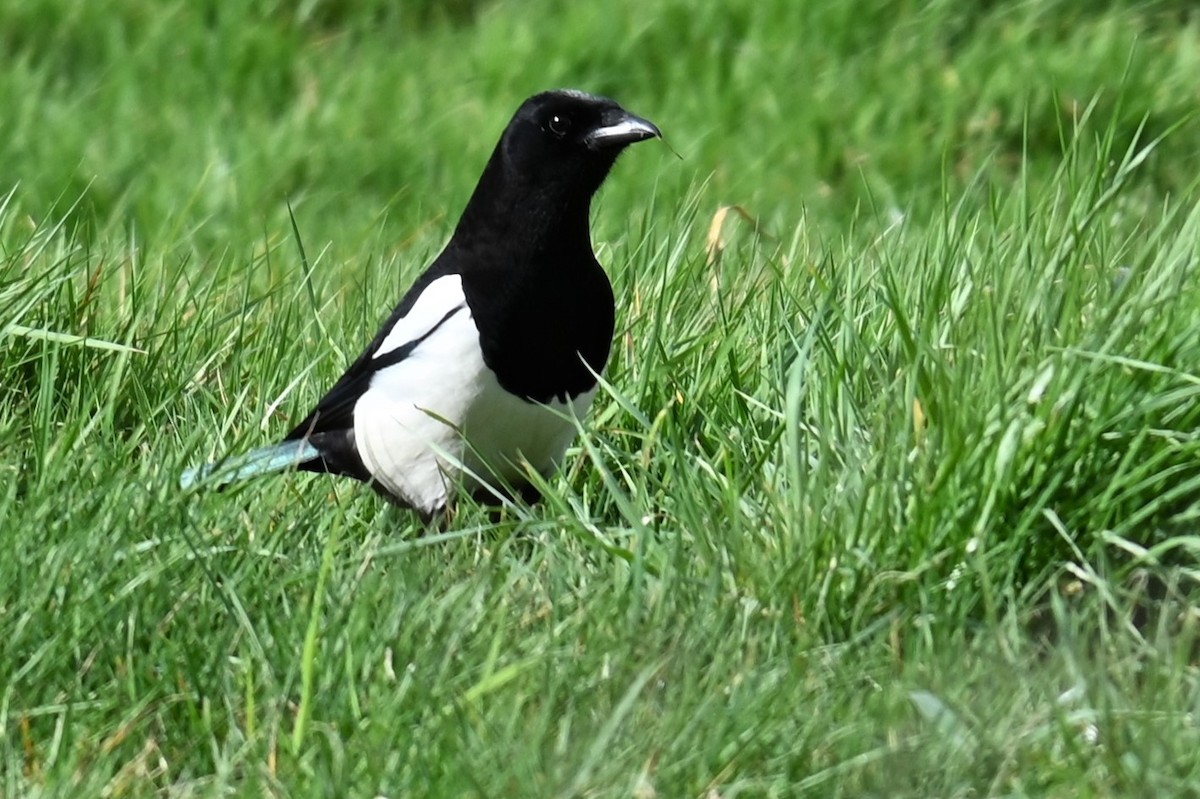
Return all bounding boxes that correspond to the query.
[3,0,1200,795]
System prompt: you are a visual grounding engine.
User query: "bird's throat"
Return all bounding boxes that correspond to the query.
[451,142,607,261]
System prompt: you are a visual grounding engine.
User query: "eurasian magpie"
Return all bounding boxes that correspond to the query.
[182,89,660,517]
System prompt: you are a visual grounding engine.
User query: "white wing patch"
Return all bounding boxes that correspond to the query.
[353,291,595,516]
[373,274,468,360]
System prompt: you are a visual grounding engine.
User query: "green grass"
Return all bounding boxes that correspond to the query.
[3,0,1200,795]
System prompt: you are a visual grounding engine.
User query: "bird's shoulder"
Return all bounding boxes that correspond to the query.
[284,259,466,439]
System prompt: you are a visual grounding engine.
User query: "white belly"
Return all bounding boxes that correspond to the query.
[352,290,595,515]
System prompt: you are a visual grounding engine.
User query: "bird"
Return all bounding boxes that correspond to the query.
[182,89,661,518]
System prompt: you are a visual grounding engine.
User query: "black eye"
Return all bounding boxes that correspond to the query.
[547,114,572,137]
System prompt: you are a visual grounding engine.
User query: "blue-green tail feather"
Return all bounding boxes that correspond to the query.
[181,440,321,490]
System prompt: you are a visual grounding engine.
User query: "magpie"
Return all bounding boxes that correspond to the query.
[182,89,660,517]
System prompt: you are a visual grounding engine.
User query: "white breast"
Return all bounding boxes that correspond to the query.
[352,274,597,515]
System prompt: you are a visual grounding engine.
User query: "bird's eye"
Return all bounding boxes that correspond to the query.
[547,114,572,137]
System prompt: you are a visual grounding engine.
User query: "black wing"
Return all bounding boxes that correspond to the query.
[283,260,458,441]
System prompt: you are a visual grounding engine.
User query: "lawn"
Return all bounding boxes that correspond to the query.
[3,0,1200,795]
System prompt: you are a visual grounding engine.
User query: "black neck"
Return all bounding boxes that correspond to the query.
[450,148,598,262]
[441,145,615,402]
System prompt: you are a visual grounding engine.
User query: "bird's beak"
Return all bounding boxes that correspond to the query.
[585,111,662,150]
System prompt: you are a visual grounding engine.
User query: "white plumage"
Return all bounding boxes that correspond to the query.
[353,275,595,515]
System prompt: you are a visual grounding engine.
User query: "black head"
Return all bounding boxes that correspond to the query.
[498,89,661,201]
[450,89,659,252]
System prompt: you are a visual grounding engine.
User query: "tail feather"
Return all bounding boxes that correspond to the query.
[181,440,321,490]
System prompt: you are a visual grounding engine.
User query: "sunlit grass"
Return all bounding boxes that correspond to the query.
[2,0,1200,795]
